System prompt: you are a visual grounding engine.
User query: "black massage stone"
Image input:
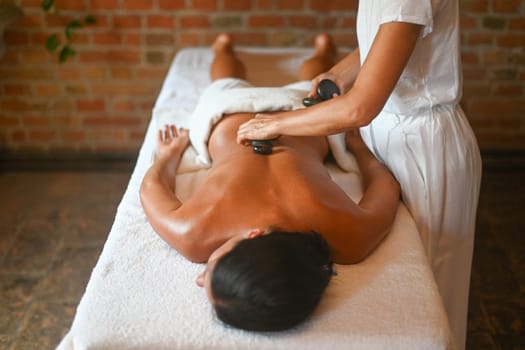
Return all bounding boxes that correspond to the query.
[302,79,341,107]
[251,140,273,155]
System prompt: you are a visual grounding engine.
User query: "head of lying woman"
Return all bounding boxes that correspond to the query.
[196,230,334,332]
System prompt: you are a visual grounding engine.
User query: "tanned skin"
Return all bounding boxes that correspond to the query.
[140,34,400,265]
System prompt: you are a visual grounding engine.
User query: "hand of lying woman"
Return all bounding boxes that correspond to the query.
[236,113,280,145]
[156,124,190,161]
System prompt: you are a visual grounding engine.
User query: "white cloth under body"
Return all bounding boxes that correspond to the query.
[357,1,482,349]
[188,77,355,172]
[56,47,453,350]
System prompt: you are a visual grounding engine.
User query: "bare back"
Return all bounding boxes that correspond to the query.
[180,113,362,262]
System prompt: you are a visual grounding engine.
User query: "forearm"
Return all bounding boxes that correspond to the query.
[351,143,400,213]
[274,87,377,137]
[140,157,182,221]
[329,48,361,91]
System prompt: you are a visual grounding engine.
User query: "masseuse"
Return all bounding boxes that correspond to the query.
[237,1,481,349]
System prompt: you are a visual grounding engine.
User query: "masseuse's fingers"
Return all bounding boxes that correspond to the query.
[237,114,278,145]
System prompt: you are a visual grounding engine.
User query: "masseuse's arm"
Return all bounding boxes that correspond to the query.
[237,22,422,143]
[140,125,195,258]
[334,130,400,264]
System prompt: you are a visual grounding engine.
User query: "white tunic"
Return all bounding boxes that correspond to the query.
[357,1,482,349]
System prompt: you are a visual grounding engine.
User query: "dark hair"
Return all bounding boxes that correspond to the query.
[210,231,334,332]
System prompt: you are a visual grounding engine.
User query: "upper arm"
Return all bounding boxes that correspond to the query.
[329,201,399,265]
[140,177,209,263]
[344,21,423,124]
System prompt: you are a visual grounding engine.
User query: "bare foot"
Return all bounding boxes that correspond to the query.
[212,33,234,55]
[313,33,337,61]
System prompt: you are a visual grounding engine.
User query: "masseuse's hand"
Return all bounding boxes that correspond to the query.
[237,113,280,146]
[156,124,190,161]
[308,72,345,99]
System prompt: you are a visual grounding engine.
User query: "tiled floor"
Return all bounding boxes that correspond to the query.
[0,161,523,350]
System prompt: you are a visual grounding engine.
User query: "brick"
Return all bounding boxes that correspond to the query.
[11,129,27,142]
[35,84,62,97]
[191,0,218,11]
[498,117,521,129]
[212,15,243,29]
[492,0,522,13]
[0,116,20,127]
[467,33,493,45]
[2,84,31,96]
[145,33,175,46]
[135,67,168,81]
[113,15,142,29]
[111,100,135,112]
[126,33,141,46]
[18,0,41,9]
[231,32,268,46]
[61,130,86,142]
[83,116,142,127]
[276,0,304,10]
[59,67,83,80]
[84,66,106,80]
[158,0,185,10]
[460,0,488,13]
[482,17,506,30]
[147,15,176,29]
[14,14,43,29]
[45,14,74,28]
[248,15,285,28]
[461,51,479,65]
[460,15,477,30]
[177,32,203,46]
[91,83,158,96]
[77,99,106,112]
[55,0,85,11]
[310,0,358,12]
[24,116,49,126]
[497,34,525,48]
[91,0,119,10]
[289,16,318,29]
[29,130,55,142]
[509,18,525,30]
[111,67,133,79]
[256,0,273,10]
[4,31,29,45]
[80,50,141,63]
[180,16,210,28]
[1,100,31,112]
[123,0,154,10]
[224,0,252,10]
[0,68,54,80]
[470,99,525,115]
[93,32,123,45]
[145,50,166,64]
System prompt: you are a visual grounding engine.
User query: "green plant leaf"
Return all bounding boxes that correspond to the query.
[84,15,97,25]
[45,34,60,52]
[59,45,76,63]
[65,19,83,39]
[41,0,55,12]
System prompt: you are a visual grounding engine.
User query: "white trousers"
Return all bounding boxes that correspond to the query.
[361,104,482,350]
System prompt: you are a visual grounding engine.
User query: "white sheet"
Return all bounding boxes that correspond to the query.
[57,47,453,350]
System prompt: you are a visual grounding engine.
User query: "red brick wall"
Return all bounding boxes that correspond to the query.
[0,0,523,155]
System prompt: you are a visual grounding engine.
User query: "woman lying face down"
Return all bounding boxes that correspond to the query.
[195,229,335,332]
[140,33,400,334]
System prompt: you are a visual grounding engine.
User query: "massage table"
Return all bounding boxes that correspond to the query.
[57,47,453,350]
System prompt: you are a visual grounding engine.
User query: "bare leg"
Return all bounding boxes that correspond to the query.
[299,33,337,80]
[210,33,247,82]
